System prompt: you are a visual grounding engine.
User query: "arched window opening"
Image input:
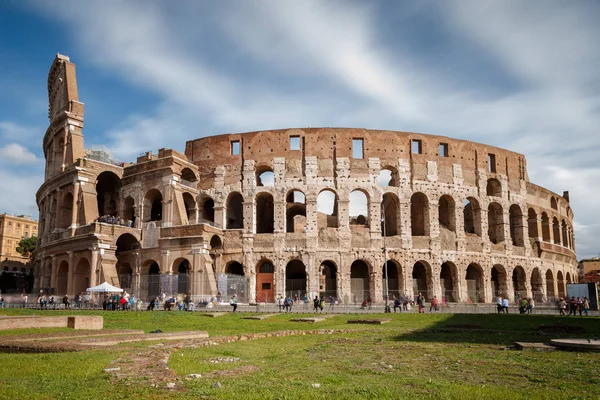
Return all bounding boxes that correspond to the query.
[209,235,222,250]
[146,261,161,299]
[383,260,402,299]
[123,196,136,224]
[440,262,458,302]
[557,271,566,297]
[550,197,558,210]
[463,197,481,236]
[411,193,429,236]
[412,261,432,301]
[509,204,524,246]
[349,190,369,226]
[546,270,555,301]
[438,195,456,232]
[286,190,306,233]
[144,189,163,222]
[116,233,140,253]
[226,261,244,276]
[286,260,307,298]
[256,166,274,187]
[183,192,197,224]
[381,193,399,236]
[561,220,568,247]
[566,272,572,284]
[527,208,538,238]
[487,202,504,244]
[378,167,398,187]
[256,193,274,233]
[541,212,551,241]
[199,197,215,224]
[56,260,69,295]
[491,265,507,298]
[486,178,501,197]
[466,263,484,303]
[512,266,526,300]
[552,217,560,245]
[116,263,132,290]
[73,258,90,295]
[176,259,191,294]
[531,268,543,302]
[317,189,338,228]
[320,261,337,298]
[59,192,73,229]
[226,192,244,229]
[180,168,197,188]
[350,260,371,303]
[96,171,121,218]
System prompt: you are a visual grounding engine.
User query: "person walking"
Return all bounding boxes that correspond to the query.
[393,296,401,313]
[502,297,510,313]
[313,296,320,312]
[496,297,503,314]
[582,297,590,316]
[230,294,238,312]
[416,293,425,313]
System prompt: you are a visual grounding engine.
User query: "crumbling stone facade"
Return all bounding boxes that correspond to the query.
[33,54,578,304]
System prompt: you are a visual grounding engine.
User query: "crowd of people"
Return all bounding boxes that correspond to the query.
[95,214,134,227]
[558,296,590,316]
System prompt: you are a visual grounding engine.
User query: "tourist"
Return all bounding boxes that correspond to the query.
[568,297,577,315]
[577,297,583,316]
[22,293,28,308]
[313,296,320,312]
[329,296,335,311]
[129,295,136,311]
[582,297,590,316]
[558,298,566,315]
[230,294,238,312]
[416,293,425,313]
[496,297,503,313]
[430,296,439,312]
[393,296,401,313]
[502,297,509,313]
[519,298,527,314]
[0,297,4,308]
[278,294,284,312]
[294,294,299,305]
[527,298,535,314]
[319,297,326,312]
[360,299,368,310]
[62,295,70,309]
[285,296,293,312]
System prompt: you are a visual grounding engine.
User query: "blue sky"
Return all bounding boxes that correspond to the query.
[0,0,599,258]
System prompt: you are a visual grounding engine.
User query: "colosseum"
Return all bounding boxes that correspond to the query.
[33,54,578,305]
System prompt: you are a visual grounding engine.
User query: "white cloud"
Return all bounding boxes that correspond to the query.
[0,143,39,165]
[0,166,43,218]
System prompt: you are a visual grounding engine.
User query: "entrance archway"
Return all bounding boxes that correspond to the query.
[412,261,432,301]
[440,262,458,302]
[512,266,527,300]
[226,261,244,276]
[285,260,307,298]
[174,259,191,294]
[143,260,161,299]
[256,260,275,303]
[56,260,69,295]
[557,271,566,297]
[531,268,543,302]
[491,264,508,298]
[545,269,555,302]
[351,260,371,303]
[383,260,402,299]
[320,261,337,299]
[466,263,484,303]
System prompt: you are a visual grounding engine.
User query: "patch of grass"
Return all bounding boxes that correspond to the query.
[0,309,599,399]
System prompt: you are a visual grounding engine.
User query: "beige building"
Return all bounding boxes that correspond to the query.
[33,54,579,303]
[0,213,38,272]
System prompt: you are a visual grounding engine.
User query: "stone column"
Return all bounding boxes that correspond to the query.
[161,250,170,294]
[399,197,412,249]
[50,256,57,289]
[274,199,286,234]
[90,249,98,288]
[70,180,80,229]
[66,251,74,296]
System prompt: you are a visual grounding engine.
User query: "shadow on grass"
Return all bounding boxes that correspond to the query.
[392,313,600,346]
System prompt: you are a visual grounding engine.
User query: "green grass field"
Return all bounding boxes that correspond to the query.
[1,309,599,399]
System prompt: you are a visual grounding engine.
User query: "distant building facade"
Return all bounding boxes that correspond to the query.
[33,54,579,303]
[580,258,600,283]
[0,213,37,272]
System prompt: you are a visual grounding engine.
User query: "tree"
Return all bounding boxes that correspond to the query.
[16,236,37,261]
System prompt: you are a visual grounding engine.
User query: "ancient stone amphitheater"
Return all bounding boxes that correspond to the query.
[33,54,578,305]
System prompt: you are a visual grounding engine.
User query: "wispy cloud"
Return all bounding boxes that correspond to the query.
[0,143,39,165]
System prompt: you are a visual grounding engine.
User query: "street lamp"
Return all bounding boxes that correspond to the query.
[381,207,390,313]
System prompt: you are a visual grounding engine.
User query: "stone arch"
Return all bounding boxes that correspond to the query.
[96,171,121,217]
[411,192,429,236]
[317,189,338,228]
[144,189,163,222]
[491,264,508,298]
[463,197,481,235]
[209,235,222,250]
[256,259,275,303]
[561,220,568,247]
[256,165,274,187]
[349,190,369,226]
[350,260,372,302]
[286,259,307,297]
[59,191,73,229]
[172,258,191,294]
[142,259,161,299]
[487,202,505,244]
[198,196,215,224]
[557,271,566,297]
[56,260,69,295]
[552,217,560,245]
[225,261,245,276]
[512,266,527,299]
[378,166,398,187]
[116,262,132,290]
[545,269,556,301]
[527,208,538,238]
[381,193,399,236]
[256,192,274,233]
[566,272,572,284]
[72,257,90,295]
[226,192,244,229]
[383,260,403,298]
[180,168,197,185]
[550,197,558,210]
[465,263,484,303]
[412,261,433,300]
[541,212,551,241]
[509,204,524,246]
[319,260,337,298]
[531,268,543,302]
[123,196,136,223]
[440,261,459,302]
[486,178,501,197]
[286,189,306,233]
[438,195,456,232]
[116,233,140,253]
[182,192,197,224]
